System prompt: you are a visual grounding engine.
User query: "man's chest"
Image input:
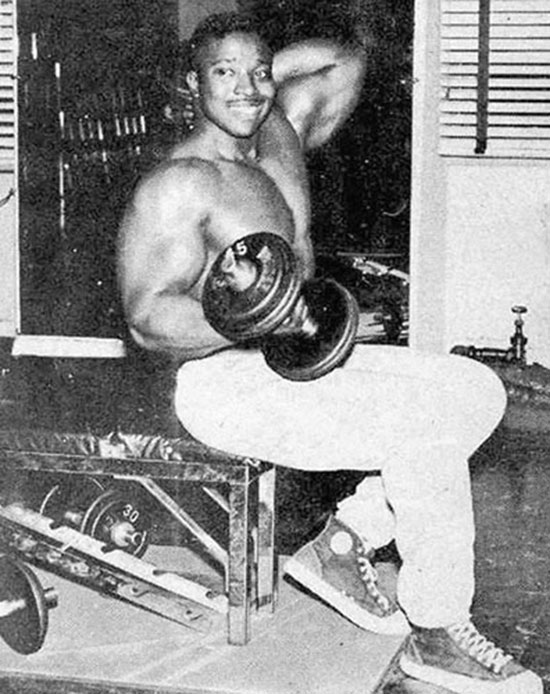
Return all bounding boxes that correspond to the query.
[209,158,310,245]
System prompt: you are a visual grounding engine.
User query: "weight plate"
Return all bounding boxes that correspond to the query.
[39,477,105,528]
[203,233,302,341]
[0,555,48,655]
[80,489,150,557]
[262,279,359,381]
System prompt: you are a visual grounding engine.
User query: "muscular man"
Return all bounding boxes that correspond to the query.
[118,12,542,694]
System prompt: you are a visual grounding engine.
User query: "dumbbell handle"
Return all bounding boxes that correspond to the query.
[0,586,58,618]
[275,295,318,338]
[203,233,359,380]
[110,521,144,549]
[0,598,26,618]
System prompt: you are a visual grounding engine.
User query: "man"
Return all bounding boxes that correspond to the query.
[118,11,542,694]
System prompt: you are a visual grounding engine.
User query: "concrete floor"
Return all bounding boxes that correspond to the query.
[1,355,550,693]
[380,425,550,693]
[1,422,550,693]
[0,547,404,693]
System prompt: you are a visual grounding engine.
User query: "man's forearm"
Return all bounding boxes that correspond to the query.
[129,295,231,360]
[273,38,365,86]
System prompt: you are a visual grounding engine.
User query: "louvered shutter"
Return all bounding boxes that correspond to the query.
[441,0,550,157]
[0,0,14,164]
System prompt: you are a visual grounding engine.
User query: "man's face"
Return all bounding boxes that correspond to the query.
[187,32,276,139]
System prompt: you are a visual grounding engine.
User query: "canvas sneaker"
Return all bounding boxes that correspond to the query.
[284,516,410,635]
[400,621,543,693]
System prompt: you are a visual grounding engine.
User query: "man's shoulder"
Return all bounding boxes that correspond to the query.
[140,153,221,195]
[125,154,221,229]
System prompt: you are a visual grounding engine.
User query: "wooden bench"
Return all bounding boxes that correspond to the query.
[0,351,277,646]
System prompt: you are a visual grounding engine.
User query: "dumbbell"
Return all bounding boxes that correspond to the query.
[39,479,150,557]
[39,477,106,530]
[0,555,58,654]
[202,232,359,381]
[80,488,150,557]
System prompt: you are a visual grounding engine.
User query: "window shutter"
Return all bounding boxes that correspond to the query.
[0,0,14,164]
[441,0,550,157]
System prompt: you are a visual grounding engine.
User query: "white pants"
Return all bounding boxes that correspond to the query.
[174,345,507,628]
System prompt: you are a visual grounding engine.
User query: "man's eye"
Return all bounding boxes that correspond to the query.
[214,67,233,77]
[255,68,271,80]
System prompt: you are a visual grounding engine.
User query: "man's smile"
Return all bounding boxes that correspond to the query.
[228,99,266,115]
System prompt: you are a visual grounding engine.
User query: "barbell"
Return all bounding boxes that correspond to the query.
[202,233,359,381]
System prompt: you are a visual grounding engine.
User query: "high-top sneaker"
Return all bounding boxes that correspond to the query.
[400,621,543,693]
[284,516,409,635]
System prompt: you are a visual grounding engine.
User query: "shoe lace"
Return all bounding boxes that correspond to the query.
[448,622,513,675]
[356,544,391,612]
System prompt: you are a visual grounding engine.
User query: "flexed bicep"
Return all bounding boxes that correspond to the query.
[117,160,226,358]
[273,39,366,151]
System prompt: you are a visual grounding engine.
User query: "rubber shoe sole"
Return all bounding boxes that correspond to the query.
[285,555,410,635]
[399,652,543,694]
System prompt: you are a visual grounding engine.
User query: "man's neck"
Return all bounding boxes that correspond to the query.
[196,121,261,163]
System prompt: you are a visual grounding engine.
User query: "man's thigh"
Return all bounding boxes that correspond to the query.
[174,346,505,471]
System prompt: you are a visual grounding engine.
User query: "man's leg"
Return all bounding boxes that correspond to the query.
[174,347,542,693]
[174,347,413,633]
[284,472,408,635]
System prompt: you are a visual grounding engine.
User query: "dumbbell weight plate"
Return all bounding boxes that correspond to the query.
[39,477,106,528]
[262,279,359,381]
[80,489,150,557]
[0,556,48,655]
[203,233,302,341]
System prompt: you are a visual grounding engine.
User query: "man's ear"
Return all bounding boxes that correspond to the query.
[186,71,200,96]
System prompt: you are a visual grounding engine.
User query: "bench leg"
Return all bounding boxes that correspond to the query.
[257,466,277,613]
[227,479,253,645]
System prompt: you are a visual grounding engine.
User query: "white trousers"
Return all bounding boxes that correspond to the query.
[174,345,507,627]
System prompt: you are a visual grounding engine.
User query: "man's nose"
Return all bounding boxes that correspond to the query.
[235,71,256,95]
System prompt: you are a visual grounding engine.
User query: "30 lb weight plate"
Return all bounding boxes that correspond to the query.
[39,477,106,529]
[80,489,151,557]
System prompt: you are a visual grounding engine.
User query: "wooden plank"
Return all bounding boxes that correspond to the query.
[441,122,550,139]
[444,25,550,39]
[444,12,550,25]
[445,63,550,75]
[441,101,550,114]
[446,87,550,101]
[12,335,127,359]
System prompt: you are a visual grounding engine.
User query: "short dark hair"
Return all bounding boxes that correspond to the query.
[189,12,270,72]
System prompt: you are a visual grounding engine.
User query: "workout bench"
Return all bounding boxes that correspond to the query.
[0,352,277,647]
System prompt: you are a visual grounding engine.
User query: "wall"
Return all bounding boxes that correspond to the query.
[0,166,16,337]
[177,0,237,39]
[445,163,550,366]
[410,2,550,368]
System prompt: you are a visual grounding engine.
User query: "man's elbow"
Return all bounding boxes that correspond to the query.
[124,297,160,352]
[127,318,162,354]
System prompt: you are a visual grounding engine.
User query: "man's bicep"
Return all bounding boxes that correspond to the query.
[274,49,366,151]
[119,172,209,314]
[275,76,322,148]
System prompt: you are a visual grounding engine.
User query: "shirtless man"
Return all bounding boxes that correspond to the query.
[118,12,542,694]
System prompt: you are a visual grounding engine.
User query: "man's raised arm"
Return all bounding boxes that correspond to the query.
[273,36,367,151]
